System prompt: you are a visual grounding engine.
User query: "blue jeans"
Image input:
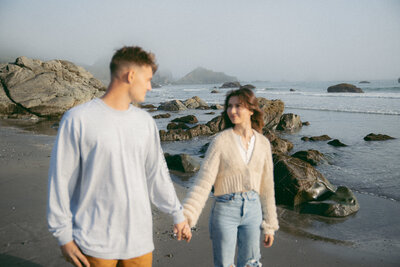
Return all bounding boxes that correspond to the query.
[209,191,262,267]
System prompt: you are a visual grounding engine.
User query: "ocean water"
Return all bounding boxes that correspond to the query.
[145,80,400,202]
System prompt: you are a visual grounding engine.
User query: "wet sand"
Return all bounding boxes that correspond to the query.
[0,123,399,266]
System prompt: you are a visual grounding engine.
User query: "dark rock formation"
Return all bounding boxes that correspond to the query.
[175,67,237,84]
[164,153,200,173]
[172,115,198,124]
[210,104,224,110]
[0,56,106,118]
[140,104,156,109]
[257,98,285,130]
[220,81,241,88]
[364,133,395,141]
[199,142,210,155]
[187,124,213,138]
[276,113,302,132]
[159,129,190,141]
[290,88,296,92]
[205,112,215,115]
[206,115,225,133]
[167,122,189,130]
[263,129,293,154]
[157,100,187,111]
[327,83,364,93]
[291,150,326,166]
[302,121,310,126]
[299,186,359,217]
[183,96,209,109]
[273,154,335,207]
[359,81,370,84]
[301,135,331,142]
[240,84,255,90]
[211,90,219,93]
[153,113,171,119]
[328,139,347,147]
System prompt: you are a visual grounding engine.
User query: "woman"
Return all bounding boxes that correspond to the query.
[183,88,279,267]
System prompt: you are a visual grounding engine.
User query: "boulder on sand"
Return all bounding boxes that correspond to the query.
[183,96,209,109]
[164,153,200,173]
[0,56,106,118]
[157,100,187,111]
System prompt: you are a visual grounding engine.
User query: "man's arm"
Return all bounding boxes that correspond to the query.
[145,120,190,240]
[47,115,81,246]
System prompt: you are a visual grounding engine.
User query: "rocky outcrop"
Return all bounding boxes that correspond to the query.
[175,67,237,84]
[364,133,395,141]
[164,153,200,173]
[328,139,347,147]
[157,100,187,111]
[263,129,293,154]
[159,129,190,141]
[167,122,189,130]
[299,186,359,217]
[188,124,213,138]
[0,56,106,118]
[206,115,225,133]
[301,135,331,142]
[276,113,302,132]
[183,96,209,109]
[273,154,335,207]
[172,115,198,124]
[153,113,171,119]
[327,83,364,93]
[257,98,285,130]
[359,81,370,84]
[291,150,326,166]
[210,104,224,110]
[220,81,241,88]
[211,90,219,93]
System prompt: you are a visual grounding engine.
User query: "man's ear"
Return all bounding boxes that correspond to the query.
[127,68,136,84]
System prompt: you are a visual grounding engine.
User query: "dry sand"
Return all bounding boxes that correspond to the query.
[0,123,399,266]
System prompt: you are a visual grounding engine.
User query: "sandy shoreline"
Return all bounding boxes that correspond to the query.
[0,123,399,266]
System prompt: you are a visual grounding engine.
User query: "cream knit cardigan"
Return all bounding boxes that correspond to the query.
[183,128,279,235]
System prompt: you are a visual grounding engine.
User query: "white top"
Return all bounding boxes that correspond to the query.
[47,98,184,259]
[233,131,255,164]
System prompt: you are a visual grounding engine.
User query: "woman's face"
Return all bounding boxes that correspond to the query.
[227,96,253,126]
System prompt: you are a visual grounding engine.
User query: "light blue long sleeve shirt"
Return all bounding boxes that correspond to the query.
[47,98,184,259]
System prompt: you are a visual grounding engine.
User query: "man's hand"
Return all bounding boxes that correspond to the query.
[173,220,192,242]
[60,241,90,267]
[263,234,274,248]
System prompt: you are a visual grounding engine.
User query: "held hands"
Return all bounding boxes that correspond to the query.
[263,234,274,248]
[60,241,90,267]
[173,220,192,242]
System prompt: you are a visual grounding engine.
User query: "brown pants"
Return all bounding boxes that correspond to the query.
[85,252,152,267]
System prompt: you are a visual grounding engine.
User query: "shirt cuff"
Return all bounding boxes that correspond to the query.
[57,229,73,246]
[172,209,185,224]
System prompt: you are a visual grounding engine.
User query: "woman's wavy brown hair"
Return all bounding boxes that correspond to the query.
[222,88,264,133]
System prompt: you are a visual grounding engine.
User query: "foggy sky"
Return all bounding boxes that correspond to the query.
[1,0,399,81]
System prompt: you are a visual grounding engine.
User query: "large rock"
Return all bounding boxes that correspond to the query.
[273,154,335,207]
[263,129,293,154]
[299,186,359,217]
[188,124,213,138]
[258,98,285,130]
[206,115,225,133]
[220,81,241,88]
[159,129,190,141]
[153,113,171,119]
[327,83,364,93]
[276,113,302,132]
[0,56,106,118]
[172,115,198,124]
[157,100,187,111]
[301,135,331,142]
[167,122,189,130]
[175,67,237,84]
[328,139,347,147]
[183,96,209,109]
[364,133,395,141]
[291,150,326,166]
[164,153,200,173]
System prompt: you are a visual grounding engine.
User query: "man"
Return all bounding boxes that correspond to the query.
[47,46,191,267]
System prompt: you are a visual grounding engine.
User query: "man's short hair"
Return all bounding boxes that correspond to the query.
[110,46,158,77]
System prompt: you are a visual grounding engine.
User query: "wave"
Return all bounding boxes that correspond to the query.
[286,106,400,115]
[256,90,400,99]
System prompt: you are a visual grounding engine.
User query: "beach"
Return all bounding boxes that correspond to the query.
[1,122,399,266]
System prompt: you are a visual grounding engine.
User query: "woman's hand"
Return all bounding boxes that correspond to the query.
[263,234,274,248]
